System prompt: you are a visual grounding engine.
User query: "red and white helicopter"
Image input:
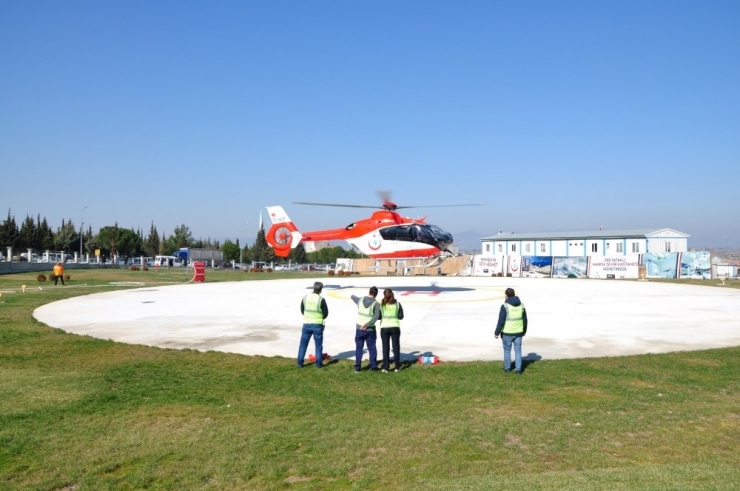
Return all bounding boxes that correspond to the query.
[265,193,482,259]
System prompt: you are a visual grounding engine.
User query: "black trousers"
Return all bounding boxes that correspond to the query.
[53,274,65,285]
[380,328,401,370]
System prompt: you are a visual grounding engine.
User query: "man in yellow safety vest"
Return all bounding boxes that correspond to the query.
[297,281,329,368]
[494,287,528,374]
[351,286,380,372]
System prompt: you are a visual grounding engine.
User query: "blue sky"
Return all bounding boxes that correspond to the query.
[1,1,738,248]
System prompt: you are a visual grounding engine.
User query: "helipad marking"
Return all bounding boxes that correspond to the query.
[326,286,505,303]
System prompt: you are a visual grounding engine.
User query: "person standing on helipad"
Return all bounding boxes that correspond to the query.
[495,287,527,374]
[297,281,329,369]
[352,286,381,372]
[380,288,404,372]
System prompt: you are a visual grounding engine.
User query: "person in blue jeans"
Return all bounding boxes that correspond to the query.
[297,281,329,368]
[351,286,381,372]
[494,287,528,374]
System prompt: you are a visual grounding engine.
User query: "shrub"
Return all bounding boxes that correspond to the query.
[496,272,503,277]
[327,270,335,276]
[142,266,148,271]
[64,274,70,281]
[265,268,273,273]
[506,273,512,277]
[37,274,47,282]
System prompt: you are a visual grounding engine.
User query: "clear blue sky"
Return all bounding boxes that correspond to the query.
[2,1,738,248]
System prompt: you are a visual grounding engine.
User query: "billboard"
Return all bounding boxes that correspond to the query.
[642,253,680,279]
[588,255,640,279]
[522,256,553,278]
[473,255,504,276]
[507,254,522,278]
[552,257,588,278]
[680,251,711,279]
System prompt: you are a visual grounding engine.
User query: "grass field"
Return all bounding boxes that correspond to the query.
[1,270,739,490]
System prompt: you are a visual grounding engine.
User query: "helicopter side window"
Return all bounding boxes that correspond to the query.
[380,226,413,241]
[346,223,357,231]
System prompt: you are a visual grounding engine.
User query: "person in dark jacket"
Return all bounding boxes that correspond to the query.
[297,281,329,368]
[494,287,528,374]
[351,286,381,372]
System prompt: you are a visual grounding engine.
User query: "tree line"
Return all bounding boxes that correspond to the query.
[0,210,362,264]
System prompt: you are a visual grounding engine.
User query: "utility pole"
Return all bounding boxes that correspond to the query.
[79,205,88,260]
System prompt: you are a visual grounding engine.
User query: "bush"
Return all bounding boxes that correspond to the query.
[37,274,47,282]
[142,266,148,271]
[327,270,335,276]
[265,268,272,273]
[506,273,512,277]
[496,272,503,277]
[64,274,70,281]
[130,266,140,271]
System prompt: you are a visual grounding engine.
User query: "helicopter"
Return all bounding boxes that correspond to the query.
[265,192,482,259]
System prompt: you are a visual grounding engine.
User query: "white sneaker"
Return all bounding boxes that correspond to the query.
[381,369,388,373]
[394,369,400,372]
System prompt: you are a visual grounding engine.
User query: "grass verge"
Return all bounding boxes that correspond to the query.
[0,270,739,490]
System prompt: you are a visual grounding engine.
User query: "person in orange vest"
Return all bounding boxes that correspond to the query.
[53,262,65,286]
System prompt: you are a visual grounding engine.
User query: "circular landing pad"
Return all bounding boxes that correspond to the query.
[33,277,740,362]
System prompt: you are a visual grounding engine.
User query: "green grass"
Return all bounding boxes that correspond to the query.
[1,271,739,490]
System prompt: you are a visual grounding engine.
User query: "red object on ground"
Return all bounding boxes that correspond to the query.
[418,355,440,364]
[308,353,330,362]
[193,261,206,283]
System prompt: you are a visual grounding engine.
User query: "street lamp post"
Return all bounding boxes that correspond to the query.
[79,205,87,261]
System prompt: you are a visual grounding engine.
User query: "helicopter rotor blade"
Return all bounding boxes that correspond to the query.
[394,203,485,210]
[293,201,381,209]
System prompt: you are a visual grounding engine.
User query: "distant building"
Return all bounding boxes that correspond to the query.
[480,228,689,257]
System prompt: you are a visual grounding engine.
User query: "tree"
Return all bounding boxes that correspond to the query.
[251,225,276,263]
[38,217,54,251]
[0,209,19,250]
[53,219,79,252]
[98,224,120,258]
[288,244,307,263]
[164,224,193,254]
[143,222,160,257]
[221,239,240,262]
[117,228,144,258]
[84,226,101,257]
[18,215,37,251]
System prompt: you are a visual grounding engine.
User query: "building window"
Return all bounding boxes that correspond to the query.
[617,243,623,253]
[540,243,546,253]
[591,243,598,253]
[632,243,640,253]
[485,244,490,252]
[525,244,531,253]
[606,243,610,250]
[665,241,671,253]
[512,244,517,253]
[498,244,502,253]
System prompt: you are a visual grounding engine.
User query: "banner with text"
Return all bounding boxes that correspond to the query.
[473,255,504,276]
[588,255,640,279]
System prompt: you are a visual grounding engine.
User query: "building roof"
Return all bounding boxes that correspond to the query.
[481,228,689,241]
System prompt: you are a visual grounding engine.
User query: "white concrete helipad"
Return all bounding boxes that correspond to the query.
[33,277,740,362]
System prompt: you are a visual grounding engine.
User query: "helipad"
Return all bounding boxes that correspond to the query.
[33,277,740,362]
